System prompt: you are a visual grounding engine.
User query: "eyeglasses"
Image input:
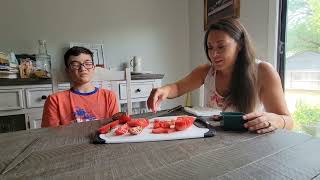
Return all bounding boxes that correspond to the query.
[68,61,94,70]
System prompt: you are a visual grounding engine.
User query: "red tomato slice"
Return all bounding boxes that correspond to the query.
[160,121,171,128]
[152,128,167,134]
[175,120,187,131]
[115,124,129,136]
[176,116,195,130]
[128,126,143,135]
[165,128,176,133]
[153,120,161,129]
[98,124,111,134]
[119,114,131,124]
[128,118,149,128]
[110,120,120,129]
[152,127,176,134]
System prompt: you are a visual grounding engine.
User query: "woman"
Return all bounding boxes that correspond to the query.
[147,19,293,134]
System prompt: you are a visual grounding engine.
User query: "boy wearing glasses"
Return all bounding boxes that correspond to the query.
[41,46,119,127]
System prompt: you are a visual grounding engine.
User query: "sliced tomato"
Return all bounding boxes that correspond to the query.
[128,126,143,135]
[175,120,187,131]
[175,116,195,131]
[165,128,176,133]
[128,118,149,128]
[153,120,161,129]
[98,124,111,134]
[160,121,171,128]
[115,124,129,136]
[152,128,167,134]
[110,120,120,129]
[119,114,131,124]
[152,127,176,134]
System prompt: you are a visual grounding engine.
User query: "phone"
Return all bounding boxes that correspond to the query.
[220,112,247,131]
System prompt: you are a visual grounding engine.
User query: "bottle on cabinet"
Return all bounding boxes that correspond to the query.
[35,40,51,78]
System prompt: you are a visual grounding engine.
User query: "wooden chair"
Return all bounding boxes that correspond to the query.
[51,67,133,115]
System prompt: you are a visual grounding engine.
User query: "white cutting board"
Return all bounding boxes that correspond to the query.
[99,116,209,143]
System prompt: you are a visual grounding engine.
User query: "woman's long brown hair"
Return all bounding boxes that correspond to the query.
[204,18,258,113]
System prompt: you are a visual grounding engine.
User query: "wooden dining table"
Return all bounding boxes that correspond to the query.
[0,110,320,180]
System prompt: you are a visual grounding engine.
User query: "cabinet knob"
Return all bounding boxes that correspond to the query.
[41,95,47,100]
[136,89,141,93]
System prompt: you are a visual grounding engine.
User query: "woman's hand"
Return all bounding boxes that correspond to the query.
[147,87,170,113]
[242,112,279,134]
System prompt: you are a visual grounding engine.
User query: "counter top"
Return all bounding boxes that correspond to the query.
[0,73,164,86]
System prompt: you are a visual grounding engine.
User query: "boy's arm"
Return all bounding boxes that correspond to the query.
[107,91,120,117]
[41,95,60,127]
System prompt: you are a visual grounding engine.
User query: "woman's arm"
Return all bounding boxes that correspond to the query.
[147,64,211,112]
[258,61,293,129]
[244,61,293,133]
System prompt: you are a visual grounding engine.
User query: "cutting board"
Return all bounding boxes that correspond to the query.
[99,116,210,144]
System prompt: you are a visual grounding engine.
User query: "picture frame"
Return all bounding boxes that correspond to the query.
[204,0,240,30]
[69,42,107,68]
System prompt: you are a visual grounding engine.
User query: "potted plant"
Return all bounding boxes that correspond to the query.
[293,100,320,136]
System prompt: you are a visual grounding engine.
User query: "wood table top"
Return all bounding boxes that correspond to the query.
[0,111,319,180]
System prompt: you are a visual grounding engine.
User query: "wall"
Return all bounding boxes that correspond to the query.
[0,0,190,109]
[0,0,279,109]
[188,0,279,106]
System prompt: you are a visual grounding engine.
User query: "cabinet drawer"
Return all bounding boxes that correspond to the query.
[25,88,52,108]
[0,89,24,110]
[25,86,69,108]
[119,83,154,100]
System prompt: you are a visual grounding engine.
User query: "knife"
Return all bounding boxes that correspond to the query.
[144,105,183,119]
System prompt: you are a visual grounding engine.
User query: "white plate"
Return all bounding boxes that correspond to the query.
[184,106,221,116]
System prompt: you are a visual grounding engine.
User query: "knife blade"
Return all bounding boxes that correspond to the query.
[144,105,183,119]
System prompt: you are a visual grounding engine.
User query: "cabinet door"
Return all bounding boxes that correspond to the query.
[25,88,52,108]
[0,89,24,110]
[26,112,42,129]
[119,82,154,100]
[25,85,69,108]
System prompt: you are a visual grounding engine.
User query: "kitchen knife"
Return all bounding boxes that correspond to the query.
[144,105,183,119]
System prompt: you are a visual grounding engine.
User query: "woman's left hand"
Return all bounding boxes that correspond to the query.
[242,112,277,134]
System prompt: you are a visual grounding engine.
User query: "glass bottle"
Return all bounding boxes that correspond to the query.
[35,40,51,78]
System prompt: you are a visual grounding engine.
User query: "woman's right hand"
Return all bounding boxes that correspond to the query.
[147,87,169,113]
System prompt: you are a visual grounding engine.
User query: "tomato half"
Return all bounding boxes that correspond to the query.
[115,124,129,136]
[98,124,111,134]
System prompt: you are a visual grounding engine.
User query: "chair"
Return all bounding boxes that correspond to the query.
[51,67,133,115]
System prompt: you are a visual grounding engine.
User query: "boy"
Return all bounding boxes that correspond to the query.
[42,46,119,127]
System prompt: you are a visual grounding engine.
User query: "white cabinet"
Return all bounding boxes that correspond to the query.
[0,78,161,130]
[26,111,42,129]
[112,79,161,113]
[0,89,24,110]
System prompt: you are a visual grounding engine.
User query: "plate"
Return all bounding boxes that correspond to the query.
[184,106,221,116]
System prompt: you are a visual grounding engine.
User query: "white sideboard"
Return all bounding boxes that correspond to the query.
[0,78,161,131]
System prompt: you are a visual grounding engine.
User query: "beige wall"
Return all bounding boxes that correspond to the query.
[0,0,190,109]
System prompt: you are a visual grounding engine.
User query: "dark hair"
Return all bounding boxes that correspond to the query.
[204,18,258,113]
[64,46,94,68]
